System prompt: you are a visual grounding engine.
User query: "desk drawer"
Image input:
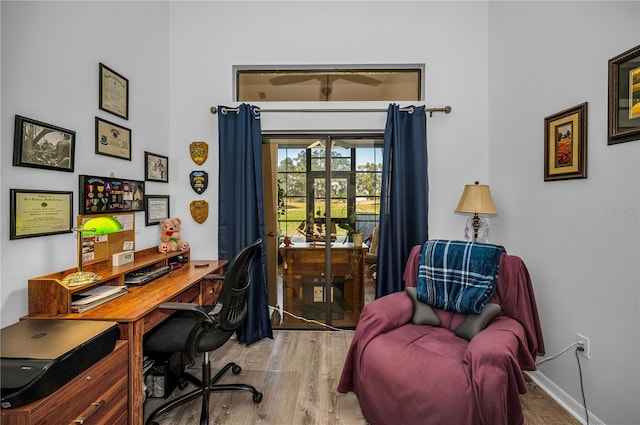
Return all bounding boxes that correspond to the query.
[142,285,202,333]
[1,341,128,425]
[201,279,223,306]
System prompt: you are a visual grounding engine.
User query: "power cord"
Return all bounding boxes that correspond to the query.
[575,346,590,425]
[535,342,590,425]
[268,304,354,332]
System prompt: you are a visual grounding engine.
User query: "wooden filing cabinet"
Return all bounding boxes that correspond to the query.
[201,278,223,305]
[1,340,128,425]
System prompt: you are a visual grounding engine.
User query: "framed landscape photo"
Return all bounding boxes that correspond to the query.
[10,189,73,240]
[145,151,169,182]
[95,117,132,160]
[99,63,129,120]
[544,102,588,181]
[608,44,640,145]
[13,115,75,172]
[145,195,170,226]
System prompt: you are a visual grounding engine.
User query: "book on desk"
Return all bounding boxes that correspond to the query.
[71,285,129,313]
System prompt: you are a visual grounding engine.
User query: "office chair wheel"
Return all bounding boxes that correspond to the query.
[253,391,263,403]
[231,364,242,375]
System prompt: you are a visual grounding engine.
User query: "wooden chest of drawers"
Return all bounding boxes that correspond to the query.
[1,340,128,425]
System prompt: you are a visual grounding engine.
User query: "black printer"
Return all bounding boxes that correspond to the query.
[1,319,118,409]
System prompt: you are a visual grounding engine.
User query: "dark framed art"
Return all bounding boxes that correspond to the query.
[10,189,73,240]
[79,174,144,214]
[99,63,129,120]
[608,44,640,145]
[145,151,169,183]
[145,195,170,226]
[13,115,75,172]
[95,117,131,160]
[544,102,588,181]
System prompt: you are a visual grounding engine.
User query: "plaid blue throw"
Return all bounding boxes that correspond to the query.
[417,239,506,314]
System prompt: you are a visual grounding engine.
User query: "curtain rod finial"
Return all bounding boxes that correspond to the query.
[210,106,218,115]
[444,106,452,113]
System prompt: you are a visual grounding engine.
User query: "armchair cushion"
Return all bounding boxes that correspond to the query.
[405,287,440,326]
[454,302,501,341]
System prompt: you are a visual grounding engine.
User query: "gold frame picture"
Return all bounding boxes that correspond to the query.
[544,103,588,181]
[608,44,640,145]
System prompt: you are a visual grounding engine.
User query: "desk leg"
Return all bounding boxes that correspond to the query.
[126,320,145,425]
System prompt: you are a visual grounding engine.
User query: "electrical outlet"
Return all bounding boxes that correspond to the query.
[576,333,591,359]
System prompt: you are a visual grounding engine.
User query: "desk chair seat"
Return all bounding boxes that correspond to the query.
[144,239,263,425]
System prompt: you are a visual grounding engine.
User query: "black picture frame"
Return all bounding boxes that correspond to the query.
[10,189,73,240]
[99,63,129,120]
[145,195,170,226]
[13,115,75,172]
[608,44,640,145]
[145,151,169,183]
[95,117,132,160]
[79,174,144,214]
[544,103,588,181]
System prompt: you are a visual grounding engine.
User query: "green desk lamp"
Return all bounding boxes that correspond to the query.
[62,216,123,287]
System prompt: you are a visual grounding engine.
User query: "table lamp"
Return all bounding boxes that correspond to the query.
[61,216,123,286]
[455,181,497,242]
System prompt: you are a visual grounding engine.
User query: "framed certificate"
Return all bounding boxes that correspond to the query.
[99,63,129,120]
[145,195,170,226]
[10,189,73,239]
[95,117,131,160]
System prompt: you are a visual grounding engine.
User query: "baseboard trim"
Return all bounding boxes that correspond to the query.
[527,370,605,425]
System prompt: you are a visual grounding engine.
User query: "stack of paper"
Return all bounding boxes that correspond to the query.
[71,285,128,313]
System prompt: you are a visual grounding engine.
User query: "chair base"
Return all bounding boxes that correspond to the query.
[145,354,263,425]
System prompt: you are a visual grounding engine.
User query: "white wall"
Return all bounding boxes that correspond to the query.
[489,2,640,424]
[1,1,638,424]
[1,1,171,324]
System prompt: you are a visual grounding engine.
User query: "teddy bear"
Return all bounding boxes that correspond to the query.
[158,217,189,253]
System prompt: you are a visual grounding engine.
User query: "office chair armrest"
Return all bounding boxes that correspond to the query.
[203,274,225,280]
[158,302,216,326]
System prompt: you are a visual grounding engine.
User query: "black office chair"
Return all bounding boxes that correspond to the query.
[144,239,264,425]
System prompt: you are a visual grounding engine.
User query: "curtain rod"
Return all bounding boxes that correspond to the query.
[210,105,452,117]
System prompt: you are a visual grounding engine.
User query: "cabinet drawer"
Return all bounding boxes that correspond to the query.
[1,341,128,425]
[201,278,223,306]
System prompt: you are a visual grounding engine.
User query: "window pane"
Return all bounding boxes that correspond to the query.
[278,148,306,172]
[237,68,421,102]
[331,146,351,171]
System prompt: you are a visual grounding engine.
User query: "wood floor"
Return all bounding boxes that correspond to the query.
[144,330,581,425]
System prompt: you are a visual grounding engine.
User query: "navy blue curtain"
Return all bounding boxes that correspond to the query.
[375,104,429,298]
[218,104,273,344]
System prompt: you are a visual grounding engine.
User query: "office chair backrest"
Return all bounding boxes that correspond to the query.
[217,238,262,331]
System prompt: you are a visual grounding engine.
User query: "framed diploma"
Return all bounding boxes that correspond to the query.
[10,189,73,240]
[99,63,129,120]
[145,195,170,226]
[95,117,132,160]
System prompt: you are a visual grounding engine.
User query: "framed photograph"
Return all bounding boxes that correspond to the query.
[13,115,75,172]
[145,152,169,183]
[10,189,73,240]
[95,117,131,160]
[544,102,588,181]
[79,174,144,214]
[145,195,170,226]
[99,63,129,120]
[608,44,640,145]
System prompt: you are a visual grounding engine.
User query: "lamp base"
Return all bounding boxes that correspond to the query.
[464,216,490,242]
[62,271,101,287]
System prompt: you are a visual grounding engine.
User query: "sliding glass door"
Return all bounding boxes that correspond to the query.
[263,134,382,329]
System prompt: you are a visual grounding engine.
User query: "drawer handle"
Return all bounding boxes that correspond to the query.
[72,399,105,424]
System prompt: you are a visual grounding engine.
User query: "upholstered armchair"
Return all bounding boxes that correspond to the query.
[338,240,545,425]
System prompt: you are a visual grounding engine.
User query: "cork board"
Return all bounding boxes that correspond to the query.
[78,212,135,265]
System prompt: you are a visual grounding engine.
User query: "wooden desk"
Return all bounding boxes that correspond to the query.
[26,248,228,425]
[279,242,366,326]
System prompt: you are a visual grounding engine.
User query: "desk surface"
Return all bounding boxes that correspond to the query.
[53,260,227,322]
[279,242,368,250]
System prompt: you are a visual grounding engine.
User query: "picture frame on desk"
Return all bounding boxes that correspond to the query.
[10,189,73,240]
